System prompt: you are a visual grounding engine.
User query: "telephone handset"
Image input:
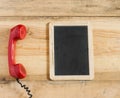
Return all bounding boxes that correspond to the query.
[8,24,32,98]
[8,24,27,79]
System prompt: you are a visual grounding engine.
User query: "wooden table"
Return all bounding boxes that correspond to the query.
[0,0,120,98]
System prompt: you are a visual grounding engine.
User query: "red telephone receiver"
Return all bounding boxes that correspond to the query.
[8,24,27,79]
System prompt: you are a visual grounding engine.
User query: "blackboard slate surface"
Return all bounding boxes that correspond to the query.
[49,23,94,80]
[54,26,89,75]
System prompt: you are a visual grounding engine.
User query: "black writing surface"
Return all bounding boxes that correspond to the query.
[54,26,89,75]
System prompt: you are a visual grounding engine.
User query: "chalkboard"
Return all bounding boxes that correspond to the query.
[49,23,94,80]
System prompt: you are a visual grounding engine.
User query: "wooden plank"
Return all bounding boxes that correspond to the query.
[0,17,120,81]
[0,0,120,16]
[0,80,120,98]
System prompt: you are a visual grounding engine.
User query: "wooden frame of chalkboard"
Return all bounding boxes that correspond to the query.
[49,22,94,80]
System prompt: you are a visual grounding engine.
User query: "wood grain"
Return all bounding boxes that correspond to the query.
[0,17,119,81]
[0,0,119,97]
[0,80,120,98]
[0,0,120,16]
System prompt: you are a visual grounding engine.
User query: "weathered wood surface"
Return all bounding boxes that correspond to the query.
[0,80,120,98]
[0,0,120,16]
[0,17,120,81]
[0,0,120,95]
